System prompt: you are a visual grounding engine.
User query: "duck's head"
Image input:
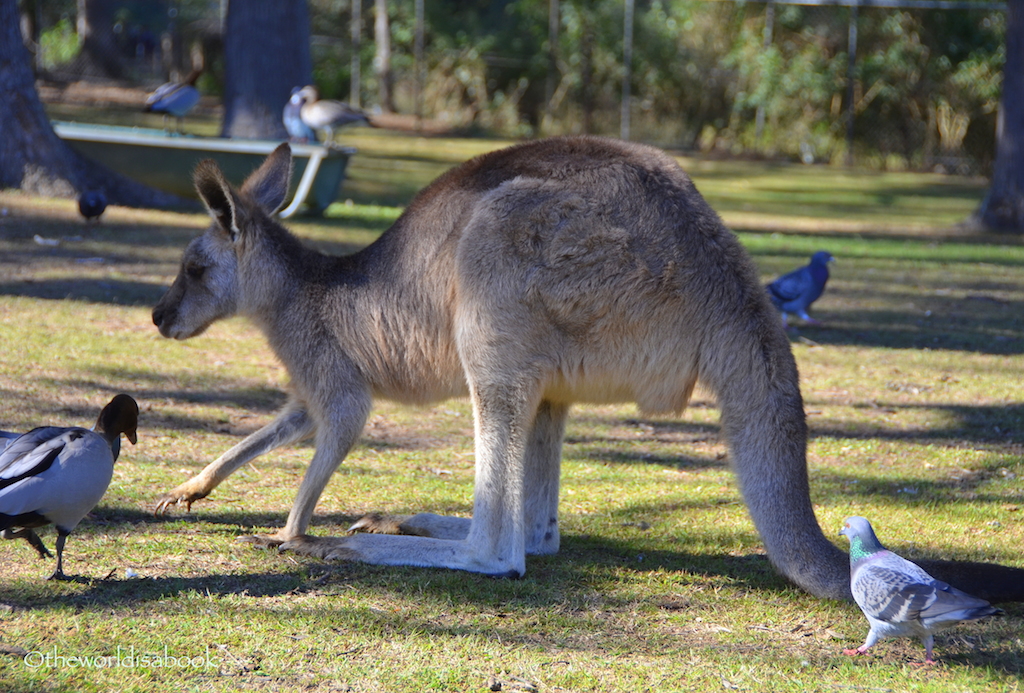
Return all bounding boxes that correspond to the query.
[95,394,139,448]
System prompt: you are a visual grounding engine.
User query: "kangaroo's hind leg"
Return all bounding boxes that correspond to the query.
[346,400,566,557]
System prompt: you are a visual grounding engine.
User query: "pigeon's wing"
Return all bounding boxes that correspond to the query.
[0,428,81,488]
[767,267,812,303]
[145,82,178,106]
[917,581,997,623]
[852,560,938,623]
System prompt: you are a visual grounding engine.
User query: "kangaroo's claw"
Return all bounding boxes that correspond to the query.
[154,487,209,515]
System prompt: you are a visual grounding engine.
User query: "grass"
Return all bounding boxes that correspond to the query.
[1,132,1023,692]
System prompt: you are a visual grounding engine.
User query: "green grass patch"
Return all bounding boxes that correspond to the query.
[1,138,1022,692]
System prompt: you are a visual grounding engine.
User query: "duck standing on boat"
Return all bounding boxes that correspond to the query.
[0,394,139,580]
[144,68,202,134]
[283,87,317,143]
[294,85,373,143]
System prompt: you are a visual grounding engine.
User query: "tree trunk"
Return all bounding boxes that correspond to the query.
[350,0,362,107]
[580,12,594,135]
[374,0,394,112]
[971,0,1024,232]
[222,0,312,139]
[0,0,184,208]
[76,0,123,79]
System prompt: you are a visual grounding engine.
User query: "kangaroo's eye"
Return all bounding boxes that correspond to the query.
[185,264,205,279]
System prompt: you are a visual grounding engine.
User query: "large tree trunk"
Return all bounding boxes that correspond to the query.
[374,0,394,113]
[971,0,1024,232]
[222,0,312,139]
[0,0,184,208]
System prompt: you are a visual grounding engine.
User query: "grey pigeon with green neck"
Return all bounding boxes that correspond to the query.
[839,516,1001,664]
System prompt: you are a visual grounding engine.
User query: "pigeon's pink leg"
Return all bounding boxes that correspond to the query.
[915,637,938,666]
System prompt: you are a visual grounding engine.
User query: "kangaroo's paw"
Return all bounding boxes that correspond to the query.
[348,512,471,540]
[154,480,212,515]
[278,535,360,561]
[237,532,291,550]
[347,513,429,536]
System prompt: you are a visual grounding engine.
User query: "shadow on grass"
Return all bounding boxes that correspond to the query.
[0,278,169,306]
[809,401,1024,445]
[788,318,1024,356]
[5,538,790,615]
[0,377,288,433]
[811,456,1023,517]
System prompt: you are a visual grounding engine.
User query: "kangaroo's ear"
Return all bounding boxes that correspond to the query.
[241,143,293,214]
[194,159,242,239]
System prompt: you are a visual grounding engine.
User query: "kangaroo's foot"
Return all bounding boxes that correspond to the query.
[277,534,361,561]
[347,512,471,540]
[277,532,524,577]
[236,530,295,550]
[154,479,213,514]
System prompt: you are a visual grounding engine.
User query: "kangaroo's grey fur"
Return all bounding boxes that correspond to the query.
[153,137,1024,602]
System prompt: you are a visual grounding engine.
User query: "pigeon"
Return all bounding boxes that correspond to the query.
[144,68,202,133]
[766,250,834,327]
[77,190,107,223]
[283,87,317,142]
[0,394,139,580]
[839,516,1001,665]
[294,85,373,143]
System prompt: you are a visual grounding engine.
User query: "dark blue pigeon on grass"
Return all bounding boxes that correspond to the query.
[766,250,834,327]
[839,516,1001,665]
[78,190,106,223]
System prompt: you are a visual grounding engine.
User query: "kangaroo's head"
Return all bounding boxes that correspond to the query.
[153,144,293,340]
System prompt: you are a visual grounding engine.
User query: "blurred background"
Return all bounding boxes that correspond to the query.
[20,0,1006,176]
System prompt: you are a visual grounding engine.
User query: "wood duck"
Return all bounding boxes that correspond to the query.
[0,394,139,579]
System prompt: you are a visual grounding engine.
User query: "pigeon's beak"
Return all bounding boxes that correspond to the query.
[838,524,848,537]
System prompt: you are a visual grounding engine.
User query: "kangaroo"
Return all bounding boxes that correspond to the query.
[153,137,1024,602]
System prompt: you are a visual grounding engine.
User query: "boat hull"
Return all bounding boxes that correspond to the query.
[54,122,354,216]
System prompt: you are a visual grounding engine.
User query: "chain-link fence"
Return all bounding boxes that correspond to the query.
[20,0,1005,176]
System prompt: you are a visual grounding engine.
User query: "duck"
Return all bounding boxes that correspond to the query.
[283,87,317,143]
[77,190,107,223]
[0,394,139,580]
[294,85,373,143]
[144,68,202,133]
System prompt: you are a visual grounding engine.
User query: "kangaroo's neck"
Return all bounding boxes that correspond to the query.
[237,226,359,332]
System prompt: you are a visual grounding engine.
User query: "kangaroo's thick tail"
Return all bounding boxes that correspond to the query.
[704,281,1024,602]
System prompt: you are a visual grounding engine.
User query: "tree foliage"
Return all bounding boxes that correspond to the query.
[20,0,1010,173]
[304,0,1004,172]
